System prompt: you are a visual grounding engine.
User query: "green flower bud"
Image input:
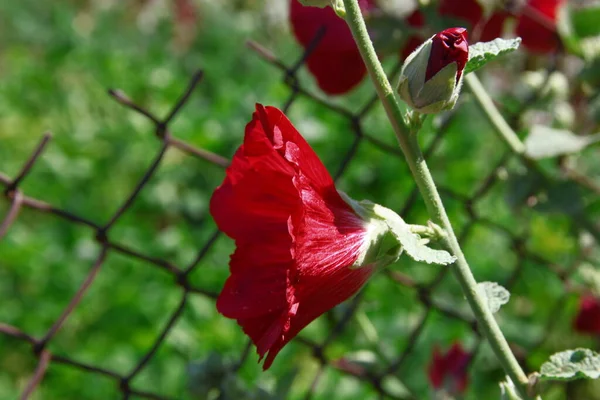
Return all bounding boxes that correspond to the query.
[397,28,469,114]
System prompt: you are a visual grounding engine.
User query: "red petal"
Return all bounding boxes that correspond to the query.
[574,295,600,335]
[211,104,374,370]
[428,345,445,389]
[304,48,367,95]
[438,0,483,28]
[426,28,469,83]
[479,12,509,42]
[516,0,563,54]
[428,343,470,394]
[289,0,369,94]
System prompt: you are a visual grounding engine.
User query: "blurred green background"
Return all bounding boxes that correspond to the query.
[1,1,599,399]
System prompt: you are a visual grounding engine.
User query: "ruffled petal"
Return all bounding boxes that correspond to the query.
[289,0,370,94]
[211,104,375,371]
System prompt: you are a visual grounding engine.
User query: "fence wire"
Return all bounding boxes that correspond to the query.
[0,33,598,400]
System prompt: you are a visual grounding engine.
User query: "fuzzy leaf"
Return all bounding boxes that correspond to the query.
[477,282,510,313]
[524,125,600,159]
[377,206,456,265]
[343,197,457,266]
[465,38,521,75]
[540,348,600,381]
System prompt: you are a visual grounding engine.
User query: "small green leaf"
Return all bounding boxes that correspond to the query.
[465,38,521,75]
[373,204,456,265]
[341,195,456,266]
[477,282,510,313]
[524,125,600,159]
[540,348,600,381]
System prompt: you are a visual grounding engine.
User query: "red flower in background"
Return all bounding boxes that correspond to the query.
[428,342,471,394]
[573,295,600,335]
[289,0,374,95]
[400,0,508,59]
[210,104,376,370]
[516,0,564,53]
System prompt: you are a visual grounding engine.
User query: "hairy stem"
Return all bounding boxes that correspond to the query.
[342,0,531,397]
[464,73,526,155]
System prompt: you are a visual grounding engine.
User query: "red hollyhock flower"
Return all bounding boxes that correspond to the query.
[401,10,426,59]
[210,104,377,369]
[516,0,564,53]
[573,295,600,335]
[438,0,483,28]
[426,27,469,83]
[399,4,507,59]
[428,342,471,394]
[289,0,374,95]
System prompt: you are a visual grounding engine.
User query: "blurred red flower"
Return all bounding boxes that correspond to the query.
[428,342,471,394]
[289,0,374,95]
[516,0,564,53]
[400,1,508,59]
[573,295,600,335]
[210,104,376,369]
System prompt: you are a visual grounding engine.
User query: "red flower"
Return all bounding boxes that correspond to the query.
[401,10,426,59]
[573,295,600,335]
[426,27,469,83]
[479,11,510,42]
[210,104,376,369]
[289,0,373,95]
[428,342,471,394]
[399,4,507,59]
[438,0,483,28]
[516,0,564,53]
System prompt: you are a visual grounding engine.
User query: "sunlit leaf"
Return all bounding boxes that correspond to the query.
[524,125,600,159]
[540,348,600,381]
[477,282,510,313]
[465,38,521,75]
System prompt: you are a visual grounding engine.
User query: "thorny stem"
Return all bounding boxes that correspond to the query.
[342,0,532,398]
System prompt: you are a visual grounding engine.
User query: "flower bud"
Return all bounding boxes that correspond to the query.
[397,27,469,114]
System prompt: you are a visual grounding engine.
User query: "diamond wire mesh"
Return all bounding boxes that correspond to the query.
[0,33,598,400]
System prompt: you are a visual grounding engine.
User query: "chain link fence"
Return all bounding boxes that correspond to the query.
[1,32,598,399]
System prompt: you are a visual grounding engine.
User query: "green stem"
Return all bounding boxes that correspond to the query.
[464,73,526,155]
[342,0,531,397]
[466,73,600,245]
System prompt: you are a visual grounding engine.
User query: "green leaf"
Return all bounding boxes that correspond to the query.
[524,125,600,159]
[558,4,600,59]
[464,38,521,75]
[341,196,456,266]
[477,281,510,313]
[571,5,600,37]
[371,204,456,265]
[540,348,600,381]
